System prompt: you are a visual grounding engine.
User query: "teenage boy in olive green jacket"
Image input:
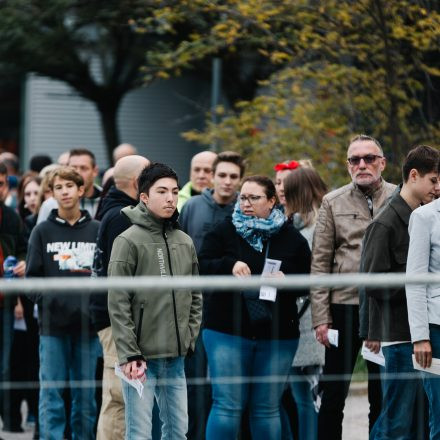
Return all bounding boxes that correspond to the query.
[108,162,202,439]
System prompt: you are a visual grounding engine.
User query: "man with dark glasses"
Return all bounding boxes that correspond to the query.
[310,134,396,440]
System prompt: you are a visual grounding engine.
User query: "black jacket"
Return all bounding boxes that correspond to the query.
[360,191,412,341]
[199,218,311,339]
[90,186,137,331]
[0,203,26,262]
[0,203,27,309]
[26,209,99,336]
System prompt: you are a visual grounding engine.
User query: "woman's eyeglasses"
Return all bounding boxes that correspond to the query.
[347,154,383,166]
[239,195,265,204]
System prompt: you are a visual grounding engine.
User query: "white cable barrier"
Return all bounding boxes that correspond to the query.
[0,273,437,390]
[0,272,439,293]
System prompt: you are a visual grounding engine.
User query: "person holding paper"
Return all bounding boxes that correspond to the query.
[108,163,202,440]
[406,153,440,439]
[361,145,440,440]
[198,175,311,440]
[311,134,396,440]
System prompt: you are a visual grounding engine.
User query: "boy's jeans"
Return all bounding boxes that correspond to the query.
[122,356,187,440]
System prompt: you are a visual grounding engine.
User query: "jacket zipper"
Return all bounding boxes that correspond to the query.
[136,303,144,344]
[163,226,182,357]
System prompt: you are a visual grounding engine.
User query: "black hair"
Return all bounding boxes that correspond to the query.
[241,175,276,199]
[213,151,246,178]
[0,162,7,176]
[138,162,179,195]
[402,145,440,182]
[69,148,96,167]
[29,154,53,173]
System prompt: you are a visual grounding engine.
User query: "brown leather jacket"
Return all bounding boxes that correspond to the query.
[310,179,396,328]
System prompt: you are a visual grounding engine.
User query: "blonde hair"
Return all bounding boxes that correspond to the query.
[284,168,327,227]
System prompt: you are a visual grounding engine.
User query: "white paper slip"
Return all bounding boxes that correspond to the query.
[262,258,282,274]
[259,285,277,302]
[115,362,144,398]
[412,355,440,376]
[361,342,385,367]
[13,318,27,331]
[260,258,282,302]
[327,329,339,347]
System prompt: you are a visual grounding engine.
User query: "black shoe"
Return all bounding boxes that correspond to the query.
[2,425,24,433]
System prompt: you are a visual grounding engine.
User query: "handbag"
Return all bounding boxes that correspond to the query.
[242,289,272,325]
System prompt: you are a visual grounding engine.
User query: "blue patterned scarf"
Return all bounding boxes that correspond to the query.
[232,201,285,252]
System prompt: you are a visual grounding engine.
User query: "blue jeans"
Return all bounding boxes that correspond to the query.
[203,329,298,440]
[39,334,100,440]
[289,366,318,440]
[122,356,187,440]
[370,343,424,440]
[422,326,440,440]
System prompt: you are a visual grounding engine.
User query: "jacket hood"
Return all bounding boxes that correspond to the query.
[47,208,93,228]
[96,185,137,221]
[122,202,179,231]
[201,188,217,207]
[201,188,238,207]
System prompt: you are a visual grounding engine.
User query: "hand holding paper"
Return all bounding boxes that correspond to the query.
[327,329,339,347]
[361,342,385,367]
[115,362,145,399]
[259,258,282,302]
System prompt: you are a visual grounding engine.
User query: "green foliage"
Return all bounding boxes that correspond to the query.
[0,0,188,160]
[139,0,440,187]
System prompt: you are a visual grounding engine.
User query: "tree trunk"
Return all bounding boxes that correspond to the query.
[96,98,121,164]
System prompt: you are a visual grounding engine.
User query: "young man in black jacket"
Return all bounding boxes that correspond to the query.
[0,162,27,435]
[360,145,440,439]
[26,167,100,440]
[91,154,149,440]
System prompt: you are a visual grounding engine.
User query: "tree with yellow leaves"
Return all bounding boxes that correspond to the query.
[140,0,440,186]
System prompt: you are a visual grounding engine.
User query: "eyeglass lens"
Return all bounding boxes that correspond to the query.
[348,154,381,165]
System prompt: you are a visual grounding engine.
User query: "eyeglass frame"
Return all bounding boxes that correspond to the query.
[239,194,267,204]
[347,154,384,166]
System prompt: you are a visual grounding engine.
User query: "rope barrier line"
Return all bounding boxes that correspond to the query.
[2,273,434,390]
[0,372,425,390]
[0,272,439,294]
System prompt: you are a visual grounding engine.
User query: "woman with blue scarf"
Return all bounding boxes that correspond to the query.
[199,175,311,440]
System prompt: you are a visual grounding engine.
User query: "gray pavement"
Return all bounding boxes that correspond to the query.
[0,383,370,439]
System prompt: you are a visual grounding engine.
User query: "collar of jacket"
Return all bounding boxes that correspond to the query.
[389,186,412,226]
[352,178,386,200]
[121,202,179,232]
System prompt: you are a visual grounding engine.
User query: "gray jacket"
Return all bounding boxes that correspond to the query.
[179,188,236,253]
[406,198,440,342]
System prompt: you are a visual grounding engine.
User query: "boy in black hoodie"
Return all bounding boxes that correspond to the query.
[26,167,100,440]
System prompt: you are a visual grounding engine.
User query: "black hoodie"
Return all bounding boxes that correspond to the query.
[26,209,100,336]
[90,185,137,331]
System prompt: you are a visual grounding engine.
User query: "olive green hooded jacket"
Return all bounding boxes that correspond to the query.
[108,202,202,364]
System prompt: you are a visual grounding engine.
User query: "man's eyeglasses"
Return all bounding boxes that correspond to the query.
[347,154,383,166]
[239,195,265,204]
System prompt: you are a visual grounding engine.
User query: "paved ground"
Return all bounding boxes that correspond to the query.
[0,384,369,439]
[343,384,369,440]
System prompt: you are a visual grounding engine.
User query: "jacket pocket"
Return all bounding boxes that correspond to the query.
[136,303,145,344]
[334,212,360,219]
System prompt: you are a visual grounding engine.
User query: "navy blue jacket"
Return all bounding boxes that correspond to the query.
[90,186,137,331]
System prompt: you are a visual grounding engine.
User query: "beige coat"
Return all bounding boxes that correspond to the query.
[311,179,396,328]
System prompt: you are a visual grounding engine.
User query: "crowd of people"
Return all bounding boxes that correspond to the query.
[0,135,439,440]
